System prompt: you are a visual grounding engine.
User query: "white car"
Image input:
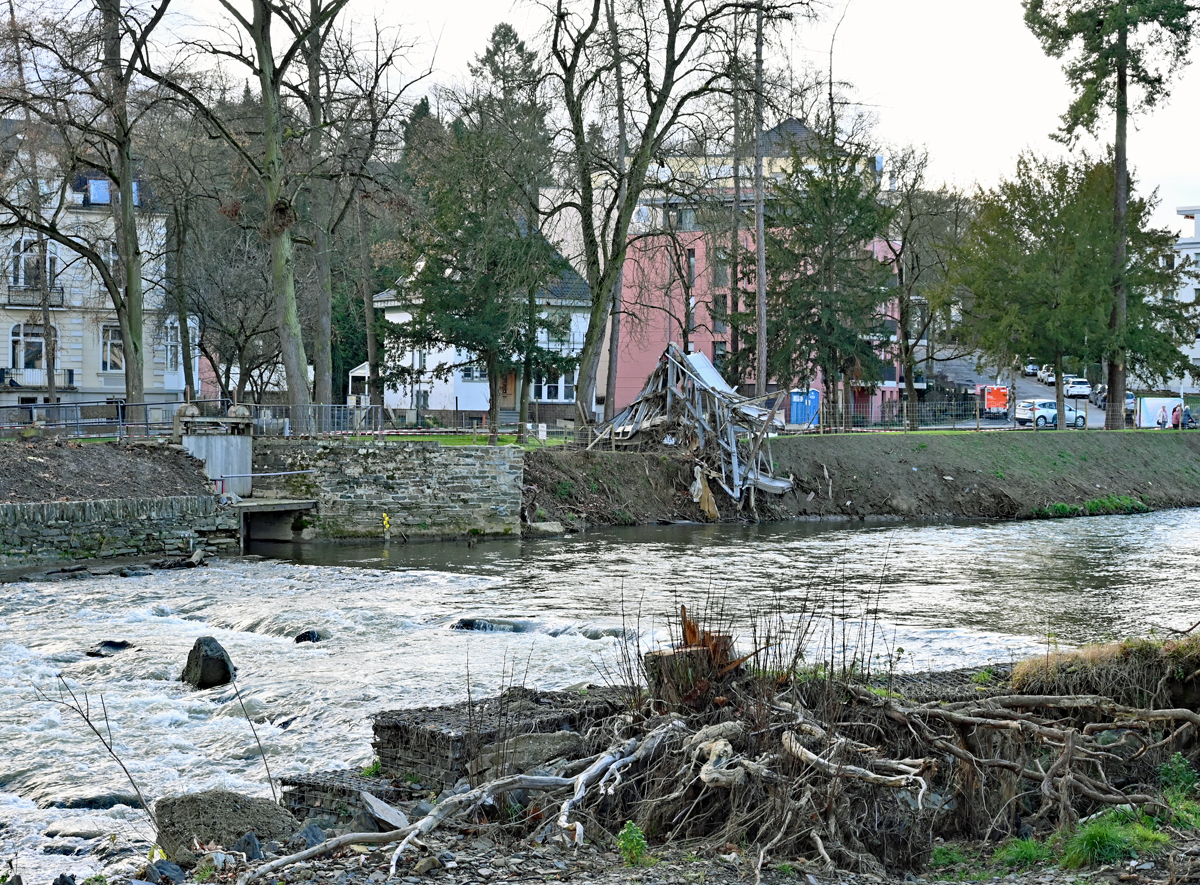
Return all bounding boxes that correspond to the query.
[1015,399,1086,428]
[1024,361,1039,376]
[1064,378,1092,399]
[1042,370,1056,386]
[1037,365,1053,383]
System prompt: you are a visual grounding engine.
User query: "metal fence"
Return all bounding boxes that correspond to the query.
[0,398,230,438]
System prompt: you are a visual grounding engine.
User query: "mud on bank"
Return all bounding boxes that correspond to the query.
[525,431,1200,527]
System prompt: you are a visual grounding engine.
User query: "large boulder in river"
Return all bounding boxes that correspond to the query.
[156,790,298,858]
[181,637,236,689]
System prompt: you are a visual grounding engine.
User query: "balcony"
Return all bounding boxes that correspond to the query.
[0,367,77,389]
[7,286,65,306]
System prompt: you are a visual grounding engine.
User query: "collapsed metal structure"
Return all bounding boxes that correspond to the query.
[588,343,793,502]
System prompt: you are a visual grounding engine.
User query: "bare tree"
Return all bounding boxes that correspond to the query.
[542,0,808,424]
[881,146,972,430]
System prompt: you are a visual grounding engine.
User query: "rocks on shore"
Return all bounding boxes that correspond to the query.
[181,636,236,689]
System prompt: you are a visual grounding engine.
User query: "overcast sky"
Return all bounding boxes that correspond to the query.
[354,0,1199,234]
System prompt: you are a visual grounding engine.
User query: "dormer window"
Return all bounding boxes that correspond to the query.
[88,179,110,204]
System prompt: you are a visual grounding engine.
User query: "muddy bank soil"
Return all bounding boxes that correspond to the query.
[0,438,211,504]
[526,431,1200,526]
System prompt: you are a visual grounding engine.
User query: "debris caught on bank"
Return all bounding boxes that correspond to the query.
[251,605,1200,883]
[588,343,793,507]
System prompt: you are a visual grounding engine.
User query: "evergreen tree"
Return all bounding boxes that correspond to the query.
[1025,0,1198,428]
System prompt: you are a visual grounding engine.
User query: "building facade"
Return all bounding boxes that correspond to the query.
[0,169,188,419]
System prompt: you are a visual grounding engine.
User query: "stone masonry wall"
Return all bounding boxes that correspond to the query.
[252,439,524,539]
[0,495,240,568]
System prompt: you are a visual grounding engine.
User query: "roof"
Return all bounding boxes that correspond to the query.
[372,244,592,309]
[760,118,816,157]
[543,260,590,306]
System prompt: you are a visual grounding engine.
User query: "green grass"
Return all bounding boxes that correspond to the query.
[1033,495,1149,519]
[929,846,972,868]
[1060,811,1169,869]
[992,838,1053,868]
[360,758,383,777]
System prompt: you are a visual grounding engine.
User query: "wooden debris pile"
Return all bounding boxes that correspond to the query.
[588,343,793,504]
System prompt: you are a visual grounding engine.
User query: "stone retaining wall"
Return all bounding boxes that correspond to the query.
[252,439,524,539]
[0,495,240,568]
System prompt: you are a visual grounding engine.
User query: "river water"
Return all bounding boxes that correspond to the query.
[2,510,1198,881]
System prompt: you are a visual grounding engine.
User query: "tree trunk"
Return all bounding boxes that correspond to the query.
[517,288,536,443]
[254,0,312,424]
[169,206,196,399]
[753,0,767,397]
[1055,352,1066,431]
[487,355,500,446]
[101,0,145,413]
[1105,18,1129,431]
[357,191,382,408]
[306,0,332,405]
[603,0,627,424]
[729,13,742,366]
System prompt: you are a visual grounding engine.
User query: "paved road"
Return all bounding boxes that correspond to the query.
[934,357,1107,429]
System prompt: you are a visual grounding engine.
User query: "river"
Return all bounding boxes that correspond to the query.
[2,510,1197,881]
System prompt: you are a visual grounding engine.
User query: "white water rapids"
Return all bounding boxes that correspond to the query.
[3,511,1199,883]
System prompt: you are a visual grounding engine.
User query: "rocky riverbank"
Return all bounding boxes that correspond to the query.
[526,431,1200,528]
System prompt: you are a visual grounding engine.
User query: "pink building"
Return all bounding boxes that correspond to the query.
[609,223,919,424]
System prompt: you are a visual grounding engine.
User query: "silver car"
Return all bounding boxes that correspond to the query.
[1015,399,1086,428]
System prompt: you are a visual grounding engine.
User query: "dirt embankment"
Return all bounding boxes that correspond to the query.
[0,438,212,504]
[526,431,1200,527]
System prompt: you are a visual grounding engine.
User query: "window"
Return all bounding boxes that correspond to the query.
[461,363,487,381]
[350,375,366,395]
[164,323,180,372]
[564,368,575,401]
[10,323,50,369]
[712,291,728,334]
[712,259,729,289]
[102,324,124,372]
[88,179,111,204]
[10,237,57,288]
[416,350,427,371]
[686,248,696,288]
[546,371,560,401]
[533,373,542,400]
[713,341,727,370]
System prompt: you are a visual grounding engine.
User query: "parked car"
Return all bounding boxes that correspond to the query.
[1037,365,1054,383]
[1090,383,1107,407]
[1064,378,1092,399]
[1042,370,1056,386]
[1015,399,1086,427]
[1024,361,1039,376]
[1095,389,1136,414]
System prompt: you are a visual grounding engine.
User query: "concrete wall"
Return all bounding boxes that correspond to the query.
[252,439,524,539]
[183,434,253,496]
[0,495,240,568]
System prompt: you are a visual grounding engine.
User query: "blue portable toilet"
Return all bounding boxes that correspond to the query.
[789,390,820,425]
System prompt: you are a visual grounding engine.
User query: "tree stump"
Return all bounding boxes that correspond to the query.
[644,646,714,707]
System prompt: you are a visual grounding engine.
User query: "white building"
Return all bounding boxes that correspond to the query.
[348,263,596,425]
[0,162,189,416]
[1169,205,1200,392]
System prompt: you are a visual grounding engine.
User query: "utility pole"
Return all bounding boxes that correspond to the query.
[753,0,767,397]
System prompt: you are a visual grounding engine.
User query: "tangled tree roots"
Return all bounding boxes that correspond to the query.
[245,675,1200,883]
[246,602,1200,882]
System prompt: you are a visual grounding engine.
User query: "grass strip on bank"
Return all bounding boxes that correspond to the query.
[1032,494,1150,519]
